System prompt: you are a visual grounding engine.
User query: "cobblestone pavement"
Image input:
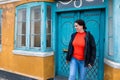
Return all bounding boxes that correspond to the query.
[54,76,67,80]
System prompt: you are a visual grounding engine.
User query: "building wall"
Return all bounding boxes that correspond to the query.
[0,0,120,80]
[0,0,54,80]
[104,64,120,80]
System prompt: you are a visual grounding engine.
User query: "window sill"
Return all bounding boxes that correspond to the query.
[104,58,120,69]
[12,50,54,57]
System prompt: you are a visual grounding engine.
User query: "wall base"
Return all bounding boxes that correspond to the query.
[104,64,120,80]
[0,70,37,80]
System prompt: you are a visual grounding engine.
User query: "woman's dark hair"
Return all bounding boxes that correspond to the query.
[75,19,87,30]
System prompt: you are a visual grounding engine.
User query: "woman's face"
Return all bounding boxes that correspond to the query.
[74,23,84,32]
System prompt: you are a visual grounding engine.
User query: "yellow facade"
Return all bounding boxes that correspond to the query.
[1,0,120,80]
[0,0,54,80]
[104,64,120,80]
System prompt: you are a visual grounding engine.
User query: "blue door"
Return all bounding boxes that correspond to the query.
[56,9,105,80]
[56,12,77,77]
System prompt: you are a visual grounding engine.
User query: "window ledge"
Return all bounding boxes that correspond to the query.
[12,50,54,57]
[104,58,120,69]
[0,0,20,4]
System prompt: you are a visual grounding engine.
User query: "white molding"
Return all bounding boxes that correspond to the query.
[0,0,20,4]
[104,58,120,69]
[12,50,54,57]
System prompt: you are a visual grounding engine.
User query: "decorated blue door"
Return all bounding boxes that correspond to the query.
[56,9,105,80]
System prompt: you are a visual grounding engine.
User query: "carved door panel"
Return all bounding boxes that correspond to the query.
[56,12,77,77]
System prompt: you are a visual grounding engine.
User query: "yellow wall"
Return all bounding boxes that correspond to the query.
[0,0,54,80]
[104,64,120,80]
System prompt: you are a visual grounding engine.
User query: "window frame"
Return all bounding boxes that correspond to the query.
[0,9,2,48]
[15,2,53,52]
[46,4,52,49]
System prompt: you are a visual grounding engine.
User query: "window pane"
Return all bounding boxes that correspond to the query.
[17,22,26,34]
[47,20,51,33]
[108,0,113,55]
[17,35,26,47]
[108,18,113,36]
[18,9,26,21]
[34,35,40,47]
[108,0,113,17]
[34,21,40,34]
[108,38,113,55]
[30,6,41,48]
[47,35,51,48]
[31,6,41,20]
[47,6,51,19]
[17,9,26,48]
[46,5,51,48]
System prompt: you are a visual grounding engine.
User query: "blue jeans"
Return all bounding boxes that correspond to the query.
[68,57,86,80]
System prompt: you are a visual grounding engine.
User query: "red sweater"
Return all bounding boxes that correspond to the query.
[72,32,86,60]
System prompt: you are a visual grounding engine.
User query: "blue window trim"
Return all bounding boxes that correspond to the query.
[0,9,2,49]
[15,2,54,52]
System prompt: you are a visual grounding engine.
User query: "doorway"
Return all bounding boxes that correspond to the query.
[56,9,105,80]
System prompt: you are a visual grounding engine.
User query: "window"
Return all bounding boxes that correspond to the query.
[15,2,52,52]
[108,0,113,55]
[30,6,41,48]
[0,9,2,47]
[16,8,26,48]
[46,6,51,48]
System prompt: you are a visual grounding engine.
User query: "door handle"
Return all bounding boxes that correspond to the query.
[63,49,68,53]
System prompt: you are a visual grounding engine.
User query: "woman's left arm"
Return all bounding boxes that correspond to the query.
[89,33,96,66]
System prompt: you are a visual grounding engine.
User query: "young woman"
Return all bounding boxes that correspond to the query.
[66,19,96,80]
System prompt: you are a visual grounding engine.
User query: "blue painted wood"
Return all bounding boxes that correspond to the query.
[51,3,56,51]
[26,5,30,50]
[56,12,77,77]
[56,9,105,80]
[99,9,105,80]
[81,9,105,80]
[0,9,2,47]
[41,2,47,51]
[15,5,27,50]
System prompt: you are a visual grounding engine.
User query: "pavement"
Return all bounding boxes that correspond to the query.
[54,76,68,80]
[0,76,67,80]
[0,78,8,80]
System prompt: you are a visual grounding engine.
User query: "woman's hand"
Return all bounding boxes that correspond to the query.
[66,60,69,64]
[88,64,92,68]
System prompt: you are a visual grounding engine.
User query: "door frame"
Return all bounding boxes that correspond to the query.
[54,8,105,80]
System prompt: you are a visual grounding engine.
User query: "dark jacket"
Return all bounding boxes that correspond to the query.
[66,31,96,67]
